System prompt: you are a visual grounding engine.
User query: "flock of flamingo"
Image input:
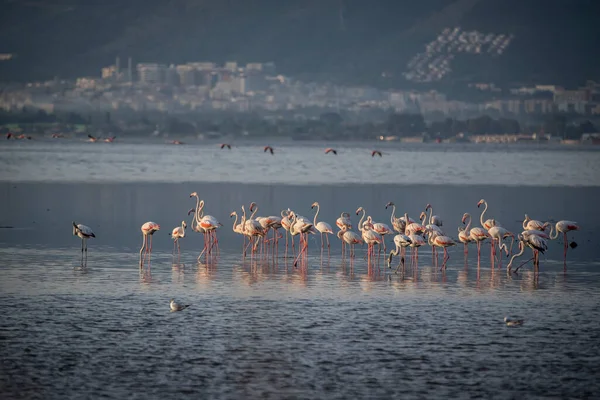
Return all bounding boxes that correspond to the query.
[72,195,579,275]
[6,134,387,156]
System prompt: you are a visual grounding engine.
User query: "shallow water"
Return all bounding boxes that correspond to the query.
[1,181,600,398]
[1,139,600,186]
[2,245,600,399]
[1,142,600,398]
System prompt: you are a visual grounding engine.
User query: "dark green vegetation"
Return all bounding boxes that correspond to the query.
[1,108,595,141]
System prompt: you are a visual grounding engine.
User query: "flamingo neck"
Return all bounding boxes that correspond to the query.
[465,214,472,233]
[479,201,488,227]
[549,224,559,239]
[313,204,320,226]
[358,209,366,232]
[250,204,258,220]
[427,206,433,225]
[231,213,238,231]
[389,204,397,226]
[522,216,528,230]
[507,242,525,269]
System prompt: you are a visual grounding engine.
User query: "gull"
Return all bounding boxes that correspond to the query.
[504,316,524,326]
[170,299,190,312]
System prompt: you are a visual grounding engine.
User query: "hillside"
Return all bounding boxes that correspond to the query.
[0,0,598,87]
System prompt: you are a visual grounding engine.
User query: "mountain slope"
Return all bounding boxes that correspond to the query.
[0,0,598,87]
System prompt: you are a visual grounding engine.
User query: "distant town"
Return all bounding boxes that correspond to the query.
[1,28,600,144]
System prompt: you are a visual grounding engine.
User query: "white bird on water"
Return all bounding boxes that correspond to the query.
[504,316,524,326]
[72,221,95,264]
[170,299,190,312]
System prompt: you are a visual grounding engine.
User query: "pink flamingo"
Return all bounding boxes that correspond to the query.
[190,192,221,257]
[366,216,393,252]
[356,207,383,259]
[425,203,443,227]
[508,234,547,273]
[139,221,160,268]
[387,233,411,272]
[522,215,549,232]
[289,212,314,267]
[477,199,500,230]
[428,231,456,270]
[170,220,187,256]
[230,211,246,253]
[405,212,427,236]
[311,202,334,253]
[487,224,514,267]
[463,212,489,265]
[458,227,472,256]
[337,225,363,258]
[385,202,406,234]
[280,209,292,255]
[550,220,579,268]
[325,148,338,155]
[243,205,265,256]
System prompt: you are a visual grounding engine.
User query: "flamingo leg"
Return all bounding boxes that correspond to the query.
[80,238,84,265]
[563,232,568,270]
[326,233,330,256]
[513,257,534,273]
[293,237,308,267]
[139,234,146,268]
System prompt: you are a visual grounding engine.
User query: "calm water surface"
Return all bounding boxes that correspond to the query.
[1,143,600,398]
[1,139,600,186]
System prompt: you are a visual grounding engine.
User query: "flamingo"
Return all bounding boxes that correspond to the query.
[477,199,500,230]
[385,202,405,234]
[280,209,292,254]
[425,203,443,226]
[139,221,160,268]
[428,231,456,270]
[325,148,338,155]
[220,143,232,149]
[335,212,352,230]
[366,216,393,252]
[457,227,472,256]
[190,192,221,256]
[550,220,579,267]
[407,234,426,264]
[289,211,314,267]
[243,205,265,256]
[488,224,514,267]
[104,136,116,143]
[262,215,283,253]
[371,150,382,157]
[311,202,334,252]
[264,146,274,155]
[463,212,489,264]
[170,221,187,256]
[51,133,64,138]
[387,233,412,272]
[229,211,245,249]
[405,212,427,236]
[170,140,184,145]
[337,225,363,258]
[87,134,98,143]
[356,207,383,259]
[508,234,547,273]
[522,215,549,232]
[72,222,95,265]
